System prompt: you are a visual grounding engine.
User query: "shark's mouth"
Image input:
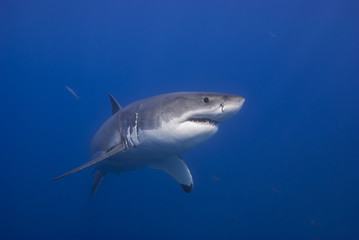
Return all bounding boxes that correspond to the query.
[187,118,218,126]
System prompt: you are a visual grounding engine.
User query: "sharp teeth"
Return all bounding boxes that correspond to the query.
[187,118,218,125]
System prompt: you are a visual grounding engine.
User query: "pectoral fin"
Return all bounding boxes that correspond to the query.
[51,144,126,182]
[150,155,193,193]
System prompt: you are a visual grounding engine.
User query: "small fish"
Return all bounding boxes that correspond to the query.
[231,215,239,221]
[266,184,279,193]
[211,175,220,181]
[65,85,80,99]
[310,219,322,229]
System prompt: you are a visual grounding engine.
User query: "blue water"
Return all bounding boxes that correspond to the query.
[1,1,358,239]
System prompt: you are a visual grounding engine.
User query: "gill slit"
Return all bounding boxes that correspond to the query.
[135,105,140,143]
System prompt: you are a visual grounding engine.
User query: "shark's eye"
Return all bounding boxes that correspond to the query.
[203,97,209,103]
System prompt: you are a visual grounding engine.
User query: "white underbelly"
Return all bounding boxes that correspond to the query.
[94,121,218,174]
[137,122,218,155]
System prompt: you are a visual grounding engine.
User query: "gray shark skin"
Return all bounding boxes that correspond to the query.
[52,92,245,196]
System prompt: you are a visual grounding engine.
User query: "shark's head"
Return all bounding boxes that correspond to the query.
[175,92,245,125]
[137,92,245,154]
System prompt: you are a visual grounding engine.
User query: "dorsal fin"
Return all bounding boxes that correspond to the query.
[109,94,122,115]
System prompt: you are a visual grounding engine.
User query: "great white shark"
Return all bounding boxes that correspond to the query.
[52,92,245,196]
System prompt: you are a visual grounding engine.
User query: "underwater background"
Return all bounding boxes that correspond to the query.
[1,0,358,239]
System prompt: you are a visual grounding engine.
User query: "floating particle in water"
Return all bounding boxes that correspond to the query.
[269,32,277,39]
[211,175,220,181]
[310,219,322,229]
[266,184,279,193]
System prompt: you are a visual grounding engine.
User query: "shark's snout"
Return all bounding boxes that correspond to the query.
[213,95,245,122]
[236,96,245,110]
